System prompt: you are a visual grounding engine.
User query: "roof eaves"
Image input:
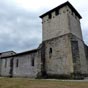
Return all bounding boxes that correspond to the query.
[40,1,82,19]
[1,49,38,59]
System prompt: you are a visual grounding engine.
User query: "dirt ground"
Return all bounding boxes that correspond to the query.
[0,78,88,88]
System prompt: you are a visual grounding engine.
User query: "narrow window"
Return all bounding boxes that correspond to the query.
[55,9,59,16]
[31,55,35,66]
[48,13,52,19]
[31,58,34,66]
[49,48,52,54]
[16,59,19,67]
[49,48,52,58]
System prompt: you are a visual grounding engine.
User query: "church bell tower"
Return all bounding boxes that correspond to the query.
[40,1,88,79]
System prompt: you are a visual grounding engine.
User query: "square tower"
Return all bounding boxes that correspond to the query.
[40,1,83,41]
[40,1,88,79]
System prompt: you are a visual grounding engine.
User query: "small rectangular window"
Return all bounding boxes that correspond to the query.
[16,59,19,67]
[49,48,52,54]
[48,13,52,19]
[55,9,59,16]
[49,48,52,58]
[31,58,34,66]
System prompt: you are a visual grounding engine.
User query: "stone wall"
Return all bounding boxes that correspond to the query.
[43,34,73,78]
[42,33,88,79]
[68,8,83,40]
[69,34,88,76]
[42,6,70,41]
[42,5,82,42]
[0,49,42,78]
[0,57,12,77]
[0,2,87,79]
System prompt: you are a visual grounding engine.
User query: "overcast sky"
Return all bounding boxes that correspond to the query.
[0,0,88,53]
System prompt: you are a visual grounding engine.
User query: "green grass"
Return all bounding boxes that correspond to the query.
[0,78,88,88]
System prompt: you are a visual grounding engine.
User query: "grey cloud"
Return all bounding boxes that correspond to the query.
[0,0,42,53]
[0,0,88,53]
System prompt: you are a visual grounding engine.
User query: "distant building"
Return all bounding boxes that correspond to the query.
[0,1,88,79]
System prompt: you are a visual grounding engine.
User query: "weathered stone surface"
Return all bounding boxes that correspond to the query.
[43,34,73,76]
[0,49,41,78]
[0,2,88,79]
[69,34,88,76]
[42,6,70,41]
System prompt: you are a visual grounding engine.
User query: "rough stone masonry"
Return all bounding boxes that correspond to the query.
[0,1,88,79]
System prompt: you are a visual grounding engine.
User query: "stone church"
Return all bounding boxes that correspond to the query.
[0,1,88,79]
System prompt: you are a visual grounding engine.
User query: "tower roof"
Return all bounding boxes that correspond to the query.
[40,1,82,19]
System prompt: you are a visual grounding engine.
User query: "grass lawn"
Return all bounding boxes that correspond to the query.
[0,78,88,88]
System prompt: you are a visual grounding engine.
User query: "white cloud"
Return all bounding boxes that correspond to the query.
[7,0,67,11]
[0,0,88,52]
